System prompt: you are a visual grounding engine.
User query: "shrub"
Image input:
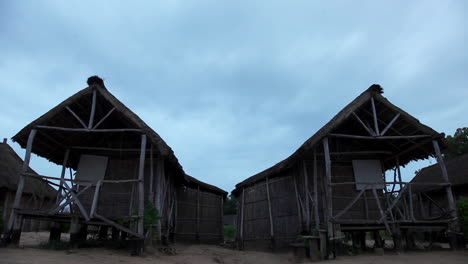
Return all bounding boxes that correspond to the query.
[456,197,468,240]
[224,225,236,241]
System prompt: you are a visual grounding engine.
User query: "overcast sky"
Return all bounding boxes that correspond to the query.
[1,1,467,193]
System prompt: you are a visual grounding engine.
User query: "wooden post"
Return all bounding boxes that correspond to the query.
[408,184,415,221]
[8,129,37,236]
[432,140,463,249]
[313,150,320,231]
[149,146,154,202]
[293,175,303,228]
[371,97,380,135]
[303,160,310,232]
[70,217,82,246]
[155,157,164,241]
[56,149,70,205]
[265,177,275,249]
[322,137,334,259]
[88,88,97,128]
[137,134,147,239]
[220,195,224,243]
[396,157,409,220]
[239,188,245,250]
[49,222,62,242]
[196,185,200,242]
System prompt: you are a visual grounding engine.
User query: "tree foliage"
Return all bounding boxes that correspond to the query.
[223,194,237,215]
[444,127,468,160]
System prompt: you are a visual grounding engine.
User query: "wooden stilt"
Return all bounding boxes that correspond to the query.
[69,217,82,246]
[98,226,109,240]
[49,222,62,242]
[7,129,37,243]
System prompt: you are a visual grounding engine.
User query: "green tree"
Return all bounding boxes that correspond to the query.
[223,194,237,215]
[444,127,468,160]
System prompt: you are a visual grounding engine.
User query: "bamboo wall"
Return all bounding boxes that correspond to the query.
[175,187,223,243]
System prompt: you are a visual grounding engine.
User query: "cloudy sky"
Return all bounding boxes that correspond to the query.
[1,1,467,193]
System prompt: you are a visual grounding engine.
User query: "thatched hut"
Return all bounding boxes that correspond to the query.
[176,175,227,243]
[232,85,463,258]
[5,76,226,251]
[411,153,468,223]
[0,139,56,233]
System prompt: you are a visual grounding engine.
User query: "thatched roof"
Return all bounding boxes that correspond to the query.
[185,175,228,198]
[0,141,56,198]
[411,153,468,192]
[234,84,447,193]
[12,77,186,178]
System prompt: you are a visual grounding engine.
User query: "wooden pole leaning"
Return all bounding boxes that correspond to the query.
[137,134,147,238]
[8,128,37,244]
[322,137,335,259]
[265,177,275,249]
[56,149,70,206]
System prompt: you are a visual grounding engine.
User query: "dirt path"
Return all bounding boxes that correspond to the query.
[1,232,466,264]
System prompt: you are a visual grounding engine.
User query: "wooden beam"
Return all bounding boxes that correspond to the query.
[352,112,376,136]
[8,129,36,230]
[35,125,142,133]
[332,186,367,220]
[137,134,147,237]
[93,107,116,129]
[66,106,87,128]
[90,181,103,218]
[432,140,457,218]
[380,113,400,136]
[49,183,94,215]
[329,133,432,140]
[149,145,154,202]
[371,97,380,135]
[240,188,245,248]
[62,181,90,221]
[372,188,391,234]
[56,149,70,206]
[88,89,97,128]
[322,137,334,257]
[408,184,415,221]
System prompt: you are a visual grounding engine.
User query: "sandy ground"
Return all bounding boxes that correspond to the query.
[0,232,467,264]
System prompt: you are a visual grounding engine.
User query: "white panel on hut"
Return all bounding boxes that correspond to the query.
[75,154,108,185]
[352,160,384,190]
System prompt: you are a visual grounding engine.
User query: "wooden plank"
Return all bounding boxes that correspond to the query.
[329,133,432,140]
[313,150,320,230]
[352,112,376,136]
[137,134,147,236]
[56,149,70,205]
[370,97,380,135]
[66,106,87,128]
[380,113,400,136]
[408,184,415,221]
[35,125,142,133]
[8,129,37,230]
[265,177,274,240]
[93,107,116,129]
[88,89,97,128]
[432,140,457,217]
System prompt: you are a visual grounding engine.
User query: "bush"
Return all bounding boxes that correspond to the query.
[224,225,236,241]
[456,197,468,240]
